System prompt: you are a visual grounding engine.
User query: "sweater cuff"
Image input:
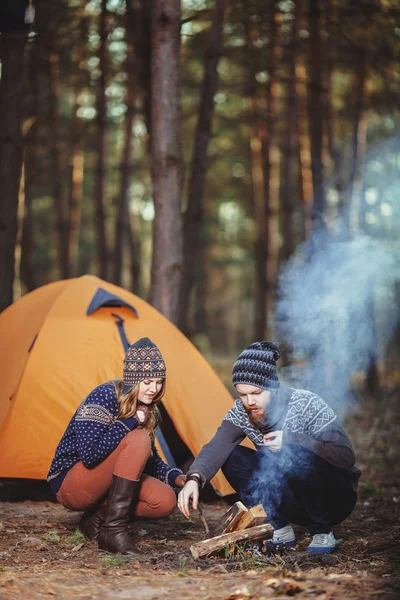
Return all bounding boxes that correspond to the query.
[186,469,207,489]
[166,468,183,487]
[117,416,139,432]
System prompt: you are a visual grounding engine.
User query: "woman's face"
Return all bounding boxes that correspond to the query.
[138,378,164,404]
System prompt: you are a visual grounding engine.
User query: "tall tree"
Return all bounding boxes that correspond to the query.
[262,0,282,339]
[93,0,109,280]
[47,21,69,278]
[244,4,268,341]
[307,0,326,233]
[0,26,26,312]
[68,12,88,278]
[280,0,301,262]
[113,0,141,290]
[178,0,226,334]
[347,49,368,234]
[149,0,183,325]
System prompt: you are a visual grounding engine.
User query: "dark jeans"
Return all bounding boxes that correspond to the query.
[222,444,357,534]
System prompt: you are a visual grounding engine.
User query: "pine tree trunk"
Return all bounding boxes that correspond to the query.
[149,0,183,325]
[347,50,368,235]
[114,0,139,288]
[307,0,326,233]
[21,35,39,292]
[0,30,26,312]
[297,58,313,241]
[48,43,69,279]
[244,4,268,340]
[67,15,87,278]
[179,0,226,333]
[323,0,343,216]
[250,108,268,340]
[280,0,300,262]
[137,0,152,137]
[262,1,282,339]
[93,0,109,280]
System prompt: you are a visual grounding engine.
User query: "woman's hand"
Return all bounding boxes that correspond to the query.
[175,474,187,488]
[263,430,283,452]
[136,404,149,425]
[177,480,199,518]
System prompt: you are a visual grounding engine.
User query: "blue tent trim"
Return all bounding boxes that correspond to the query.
[87,287,139,317]
[155,429,177,468]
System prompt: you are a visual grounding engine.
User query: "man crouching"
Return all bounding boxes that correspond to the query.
[178,341,361,553]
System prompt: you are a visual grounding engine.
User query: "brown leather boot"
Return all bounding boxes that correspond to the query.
[79,505,107,542]
[97,475,141,555]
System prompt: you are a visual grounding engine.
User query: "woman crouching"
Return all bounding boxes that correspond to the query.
[47,337,185,555]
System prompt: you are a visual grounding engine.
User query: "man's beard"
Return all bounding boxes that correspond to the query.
[245,406,266,430]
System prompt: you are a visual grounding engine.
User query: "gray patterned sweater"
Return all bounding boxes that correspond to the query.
[189,386,361,491]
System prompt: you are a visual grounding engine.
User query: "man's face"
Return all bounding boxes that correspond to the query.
[236,383,272,428]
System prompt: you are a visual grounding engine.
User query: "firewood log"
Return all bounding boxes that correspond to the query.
[205,501,248,539]
[190,523,274,559]
[235,504,266,530]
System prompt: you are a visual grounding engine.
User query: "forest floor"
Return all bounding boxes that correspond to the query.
[0,385,399,600]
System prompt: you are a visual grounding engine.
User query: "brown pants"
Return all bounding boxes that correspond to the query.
[56,429,176,519]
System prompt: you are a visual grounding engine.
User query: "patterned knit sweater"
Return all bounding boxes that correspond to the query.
[47,382,182,494]
[188,385,361,490]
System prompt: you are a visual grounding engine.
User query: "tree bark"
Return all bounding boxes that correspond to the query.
[47,42,69,278]
[280,0,300,262]
[297,57,313,241]
[93,0,109,280]
[243,4,268,341]
[21,35,39,292]
[113,0,141,289]
[67,14,88,278]
[0,30,26,312]
[347,50,368,235]
[261,1,282,339]
[307,0,326,233]
[178,0,226,333]
[137,0,152,137]
[149,0,183,325]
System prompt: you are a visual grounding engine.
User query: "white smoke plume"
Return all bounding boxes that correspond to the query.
[276,230,399,413]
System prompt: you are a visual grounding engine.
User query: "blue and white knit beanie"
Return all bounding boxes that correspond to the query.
[123,337,166,391]
[232,341,280,391]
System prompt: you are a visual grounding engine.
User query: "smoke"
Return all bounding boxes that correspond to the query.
[275,228,400,414]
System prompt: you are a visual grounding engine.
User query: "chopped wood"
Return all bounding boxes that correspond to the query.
[190,522,274,559]
[235,504,266,530]
[205,501,248,539]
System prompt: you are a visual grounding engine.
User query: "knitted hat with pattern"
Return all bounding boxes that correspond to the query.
[232,341,280,391]
[123,337,166,390]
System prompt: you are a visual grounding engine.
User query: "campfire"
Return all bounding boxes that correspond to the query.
[190,502,273,560]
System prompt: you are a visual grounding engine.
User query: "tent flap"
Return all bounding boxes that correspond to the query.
[87,287,139,317]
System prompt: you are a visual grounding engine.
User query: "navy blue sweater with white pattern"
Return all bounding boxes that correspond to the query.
[47,382,182,495]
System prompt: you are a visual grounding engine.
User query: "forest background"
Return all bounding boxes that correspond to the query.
[1,3,400,598]
[0,0,399,407]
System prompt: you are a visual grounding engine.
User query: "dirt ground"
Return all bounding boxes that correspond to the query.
[1,387,399,600]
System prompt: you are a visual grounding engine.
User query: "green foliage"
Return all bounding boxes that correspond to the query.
[99,554,132,568]
[66,530,86,545]
[14,0,400,354]
[177,556,189,577]
[43,530,61,544]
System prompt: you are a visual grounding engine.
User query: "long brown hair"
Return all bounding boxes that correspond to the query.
[115,379,165,437]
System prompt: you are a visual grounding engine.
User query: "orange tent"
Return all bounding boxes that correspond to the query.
[0,275,235,495]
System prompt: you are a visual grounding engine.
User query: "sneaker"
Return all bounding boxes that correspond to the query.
[266,524,296,550]
[306,531,338,553]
